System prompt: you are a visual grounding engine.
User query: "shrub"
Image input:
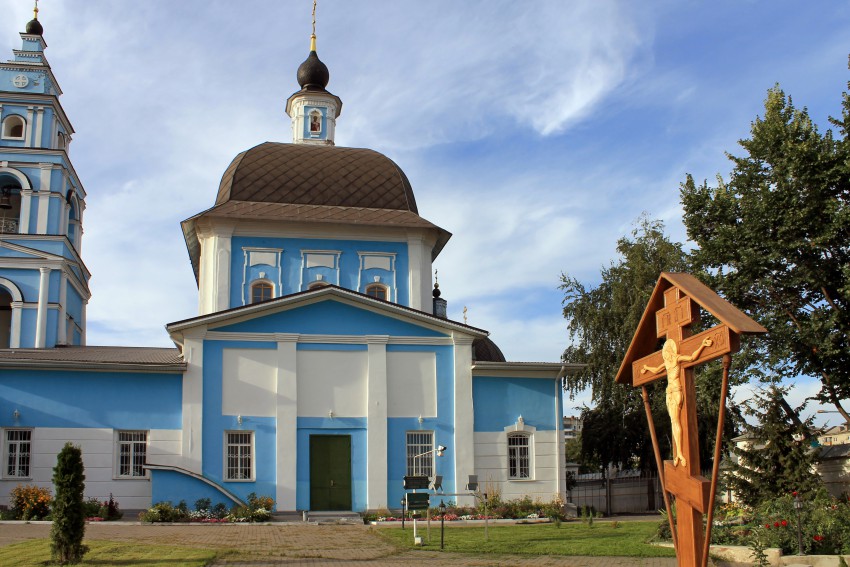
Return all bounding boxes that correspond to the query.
[194,498,211,512]
[82,498,101,519]
[10,484,52,520]
[50,443,88,564]
[139,501,184,523]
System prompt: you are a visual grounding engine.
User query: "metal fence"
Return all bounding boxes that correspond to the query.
[567,471,666,515]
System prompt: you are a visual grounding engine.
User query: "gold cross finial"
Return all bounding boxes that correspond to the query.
[434,269,438,284]
[463,306,468,324]
[310,0,317,51]
[33,0,39,20]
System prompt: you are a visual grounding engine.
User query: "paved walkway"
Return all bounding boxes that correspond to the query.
[0,521,680,566]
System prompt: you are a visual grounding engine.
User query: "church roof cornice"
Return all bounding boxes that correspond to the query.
[0,62,62,97]
[0,346,184,373]
[0,91,74,133]
[0,148,85,198]
[166,284,488,343]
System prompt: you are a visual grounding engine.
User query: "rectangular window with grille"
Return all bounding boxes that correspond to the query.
[5,429,31,478]
[508,434,531,479]
[225,431,253,481]
[117,431,147,477]
[405,431,433,477]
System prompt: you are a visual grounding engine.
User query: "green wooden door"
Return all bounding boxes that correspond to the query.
[309,435,352,511]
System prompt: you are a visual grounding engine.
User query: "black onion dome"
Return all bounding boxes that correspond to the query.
[25,18,43,35]
[297,51,330,90]
[473,337,506,363]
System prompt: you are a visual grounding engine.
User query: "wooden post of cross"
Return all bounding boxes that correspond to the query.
[615,273,766,567]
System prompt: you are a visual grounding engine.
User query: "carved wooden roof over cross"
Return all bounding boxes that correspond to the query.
[615,272,767,386]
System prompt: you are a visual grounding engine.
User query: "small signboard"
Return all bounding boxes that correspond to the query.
[403,475,430,490]
[406,492,430,510]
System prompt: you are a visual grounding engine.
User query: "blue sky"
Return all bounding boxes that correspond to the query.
[2,0,848,426]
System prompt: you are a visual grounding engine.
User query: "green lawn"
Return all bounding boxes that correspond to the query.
[0,540,217,567]
[376,520,676,557]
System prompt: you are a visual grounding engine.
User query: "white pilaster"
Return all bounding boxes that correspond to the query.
[80,300,87,345]
[275,334,299,511]
[197,223,234,315]
[10,301,22,348]
[35,266,50,348]
[24,107,33,146]
[57,271,68,344]
[366,336,389,510]
[19,189,32,233]
[181,332,205,474]
[453,334,475,506]
[36,163,52,234]
[407,234,433,312]
[34,107,44,147]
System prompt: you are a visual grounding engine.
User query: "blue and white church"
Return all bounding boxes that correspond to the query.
[0,12,577,513]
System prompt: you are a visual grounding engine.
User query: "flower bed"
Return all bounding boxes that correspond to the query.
[139,493,274,523]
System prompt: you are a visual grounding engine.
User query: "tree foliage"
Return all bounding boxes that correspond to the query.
[560,218,738,470]
[51,443,88,565]
[681,82,850,423]
[726,386,822,507]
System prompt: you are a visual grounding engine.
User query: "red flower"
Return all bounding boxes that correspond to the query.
[765,524,771,529]
[774,521,780,527]
[780,520,787,527]
[792,491,798,497]
[813,535,824,542]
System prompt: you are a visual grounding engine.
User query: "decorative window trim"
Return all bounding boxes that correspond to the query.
[308,281,330,290]
[115,430,148,479]
[308,108,323,136]
[250,279,274,304]
[299,250,341,290]
[224,431,254,482]
[4,428,33,479]
[507,432,532,480]
[1,115,26,140]
[504,418,535,480]
[405,430,434,477]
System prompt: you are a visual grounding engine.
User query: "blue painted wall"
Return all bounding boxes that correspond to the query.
[150,469,241,510]
[201,340,277,503]
[0,370,182,429]
[386,344,455,506]
[472,377,558,432]
[230,236,410,307]
[215,299,447,338]
[296,417,368,511]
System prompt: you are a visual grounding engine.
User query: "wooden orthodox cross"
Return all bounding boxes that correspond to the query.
[615,273,766,567]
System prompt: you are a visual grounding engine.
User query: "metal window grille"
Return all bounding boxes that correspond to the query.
[406,432,433,476]
[226,432,253,480]
[6,429,31,478]
[508,434,530,479]
[118,431,147,477]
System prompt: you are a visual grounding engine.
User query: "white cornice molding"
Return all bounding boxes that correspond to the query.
[202,331,454,346]
[471,361,583,379]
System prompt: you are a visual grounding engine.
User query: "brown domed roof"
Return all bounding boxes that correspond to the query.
[216,142,418,212]
[473,337,506,363]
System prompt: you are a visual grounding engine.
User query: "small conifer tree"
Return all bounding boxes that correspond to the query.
[726,386,822,507]
[51,443,88,564]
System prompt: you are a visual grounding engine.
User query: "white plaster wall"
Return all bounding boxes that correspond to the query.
[222,348,278,417]
[297,350,368,417]
[473,429,561,502]
[0,428,181,511]
[386,351,436,418]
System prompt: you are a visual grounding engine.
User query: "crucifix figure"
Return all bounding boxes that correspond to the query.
[642,337,712,466]
[616,273,766,567]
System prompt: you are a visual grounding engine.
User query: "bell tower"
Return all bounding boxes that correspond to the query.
[0,4,91,348]
[285,1,342,145]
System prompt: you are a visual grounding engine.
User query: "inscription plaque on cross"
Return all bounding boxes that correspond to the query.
[631,287,737,567]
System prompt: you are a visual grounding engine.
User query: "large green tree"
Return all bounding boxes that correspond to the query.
[726,386,822,507]
[561,218,738,470]
[681,82,850,424]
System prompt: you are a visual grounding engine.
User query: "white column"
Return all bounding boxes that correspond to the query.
[10,301,22,348]
[197,223,234,315]
[58,201,69,237]
[57,271,68,344]
[181,332,205,474]
[19,189,32,233]
[366,336,389,510]
[407,234,434,312]
[35,267,50,348]
[453,334,475,506]
[36,164,52,234]
[275,334,299,511]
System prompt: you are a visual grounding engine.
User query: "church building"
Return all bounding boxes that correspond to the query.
[0,10,576,513]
